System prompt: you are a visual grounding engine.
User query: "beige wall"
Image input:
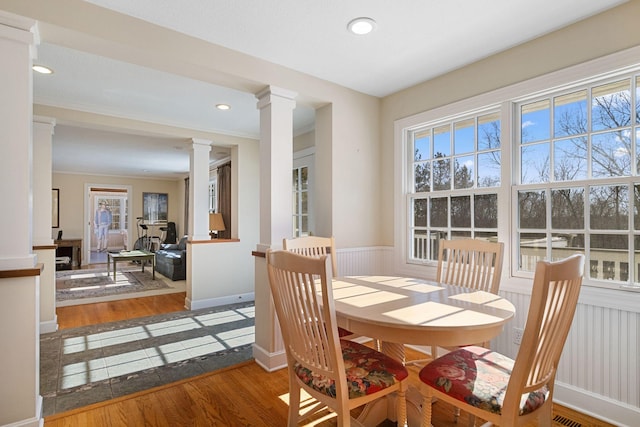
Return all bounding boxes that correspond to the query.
[293,129,314,152]
[52,172,183,247]
[380,0,640,246]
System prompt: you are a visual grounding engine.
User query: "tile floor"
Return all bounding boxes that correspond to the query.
[40,301,255,416]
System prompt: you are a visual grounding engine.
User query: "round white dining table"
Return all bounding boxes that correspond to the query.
[329,275,516,426]
[332,275,515,351]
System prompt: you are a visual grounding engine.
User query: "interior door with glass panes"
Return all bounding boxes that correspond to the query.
[293,151,315,237]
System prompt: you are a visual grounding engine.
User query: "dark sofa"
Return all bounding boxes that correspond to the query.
[154,236,187,281]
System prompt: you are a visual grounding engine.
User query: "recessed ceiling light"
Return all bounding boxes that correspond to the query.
[216,104,231,111]
[33,65,53,74]
[347,17,376,35]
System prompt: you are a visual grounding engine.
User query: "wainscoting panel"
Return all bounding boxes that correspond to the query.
[336,246,394,276]
[562,300,639,404]
[492,290,531,358]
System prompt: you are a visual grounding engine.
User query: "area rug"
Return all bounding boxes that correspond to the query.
[40,301,255,416]
[56,266,171,302]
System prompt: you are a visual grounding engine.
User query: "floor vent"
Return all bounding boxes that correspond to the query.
[553,414,582,427]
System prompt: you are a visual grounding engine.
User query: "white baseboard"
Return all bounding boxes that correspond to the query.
[39,318,57,335]
[554,382,640,427]
[252,343,286,372]
[185,292,254,311]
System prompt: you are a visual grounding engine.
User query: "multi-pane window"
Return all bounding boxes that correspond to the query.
[409,111,501,261]
[402,62,640,290]
[292,166,309,237]
[516,75,640,287]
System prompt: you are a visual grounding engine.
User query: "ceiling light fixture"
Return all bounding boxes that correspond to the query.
[33,65,53,74]
[216,104,231,111]
[347,17,376,35]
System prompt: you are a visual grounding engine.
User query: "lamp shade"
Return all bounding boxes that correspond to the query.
[209,213,226,231]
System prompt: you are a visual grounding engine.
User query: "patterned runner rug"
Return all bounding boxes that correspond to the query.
[56,266,172,302]
[40,301,255,416]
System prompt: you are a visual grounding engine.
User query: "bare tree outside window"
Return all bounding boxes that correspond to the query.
[517,76,640,284]
[409,111,500,261]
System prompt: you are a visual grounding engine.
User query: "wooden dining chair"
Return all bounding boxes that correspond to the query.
[283,236,338,277]
[266,249,409,427]
[410,238,506,374]
[282,236,359,340]
[418,254,585,427]
[437,238,504,294]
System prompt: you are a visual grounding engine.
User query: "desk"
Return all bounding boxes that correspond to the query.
[55,239,82,268]
[107,250,155,280]
[330,276,515,426]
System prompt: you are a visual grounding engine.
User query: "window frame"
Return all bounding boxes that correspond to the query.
[405,108,502,263]
[293,148,315,237]
[394,45,640,292]
[512,73,640,290]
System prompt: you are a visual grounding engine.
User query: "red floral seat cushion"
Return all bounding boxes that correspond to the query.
[419,346,548,416]
[294,339,408,399]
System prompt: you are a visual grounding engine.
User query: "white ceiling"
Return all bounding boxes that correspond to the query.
[83,0,626,97]
[35,0,625,179]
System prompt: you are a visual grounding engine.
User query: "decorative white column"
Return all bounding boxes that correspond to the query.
[33,116,57,334]
[188,138,212,241]
[184,138,212,309]
[0,10,43,427]
[32,117,55,247]
[0,11,37,270]
[252,86,297,371]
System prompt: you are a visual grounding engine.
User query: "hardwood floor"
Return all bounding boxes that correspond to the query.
[49,295,614,426]
[56,291,186,329]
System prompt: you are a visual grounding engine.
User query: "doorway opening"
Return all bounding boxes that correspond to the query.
[86,185,131,265]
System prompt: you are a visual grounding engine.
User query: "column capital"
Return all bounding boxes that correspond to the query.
[33,116,56,135]
[190,138,213,148]
[0,11,39,57]
[256,86,297,110]
[33,115,56,125]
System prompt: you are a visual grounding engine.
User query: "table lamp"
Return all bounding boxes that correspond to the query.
[209,213,226,239]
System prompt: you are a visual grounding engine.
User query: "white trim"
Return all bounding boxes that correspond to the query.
[251,343,287,372]
[185,292,254,311]
[395,44,640,131]
[554,382,640,427]
[84,183,133,262]
[39,318,58,335]
[500,274,640,314]
[293,149,315,236]
[293,146,315,159]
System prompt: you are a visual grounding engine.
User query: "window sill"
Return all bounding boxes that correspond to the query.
[500,275,640,313]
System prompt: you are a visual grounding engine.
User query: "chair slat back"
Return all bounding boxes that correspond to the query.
[283,236,338,278]
[437,239,504,294]
[266,250,343,381]
[504,254,584,417]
